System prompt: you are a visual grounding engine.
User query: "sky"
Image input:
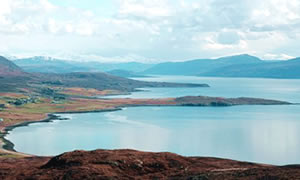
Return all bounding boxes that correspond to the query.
[0,0,299,62]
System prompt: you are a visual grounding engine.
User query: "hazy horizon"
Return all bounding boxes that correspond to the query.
[6,53,299,64]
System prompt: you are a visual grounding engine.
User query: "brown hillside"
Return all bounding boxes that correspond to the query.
[1,149,300,179]
[0,56,24,76]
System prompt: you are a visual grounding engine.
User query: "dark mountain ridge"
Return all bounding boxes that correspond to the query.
[0,56,24,76]
[142,54,300,79]
[0,56,208,93]
[201,57,300,78]
[14,56,154,73]
[143,54,265,75]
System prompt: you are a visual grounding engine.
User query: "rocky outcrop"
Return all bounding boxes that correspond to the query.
[0,149,300,179]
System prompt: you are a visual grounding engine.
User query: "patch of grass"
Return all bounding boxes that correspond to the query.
[0,100,5,104]
[0,93,28,99]
[0,153,23,159]
[60,87,124,97]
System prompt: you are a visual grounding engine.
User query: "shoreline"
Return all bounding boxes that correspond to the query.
[1,103,296,156]
[0,95,294,157]
[0,107,122,153]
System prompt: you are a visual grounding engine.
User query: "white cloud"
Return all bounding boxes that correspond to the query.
[201,30,247,51]
[118,0,172,18]
[250,0,300,28]
[40,0,56,12]
[0,0,12,26]
[0,0,11,16]
[263,53,295,60]
[65,24,73,33]
[48,18,59,34]
[217,30,240,45]
[203,38,248,51]
[0,0,299,62]
[76,22,95,36]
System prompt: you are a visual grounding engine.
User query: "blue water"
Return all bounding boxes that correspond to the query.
[5,76,300,165]
[106,76,300,103]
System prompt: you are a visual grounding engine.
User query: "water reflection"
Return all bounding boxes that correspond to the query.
[6,105,300,165]
[5,76,300,165]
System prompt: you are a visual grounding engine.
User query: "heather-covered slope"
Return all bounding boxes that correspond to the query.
[0,56,31,92]
[0,149,300,179]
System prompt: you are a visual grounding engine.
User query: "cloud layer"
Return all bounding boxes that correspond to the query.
[0,0,299,62]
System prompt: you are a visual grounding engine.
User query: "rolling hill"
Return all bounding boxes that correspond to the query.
[142,54,300,79]
[200,57,300,78]
[0,56,208,93]
[0,56,25,76]
[0,56,31,92]
[14,56,154,73]
[33,72,207,92]
[143,54,264,75]
[8,54,300,79]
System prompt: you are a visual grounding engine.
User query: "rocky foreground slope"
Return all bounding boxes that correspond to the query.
[0,149,300,179]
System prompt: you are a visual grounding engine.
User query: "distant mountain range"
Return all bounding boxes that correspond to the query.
[0,56,207,93]
[9,54,300,79]
[143,54,263,75]
[144,54,300,79]
[201,57,300,78]
[13,56,154,74]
